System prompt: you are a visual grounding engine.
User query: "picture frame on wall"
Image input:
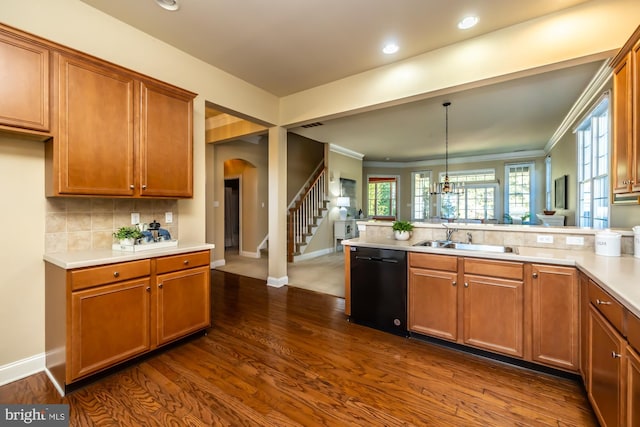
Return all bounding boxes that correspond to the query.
[339,178,357,218]
[555,175,567,209]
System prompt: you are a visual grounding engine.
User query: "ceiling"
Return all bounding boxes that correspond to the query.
[80,0,611,162]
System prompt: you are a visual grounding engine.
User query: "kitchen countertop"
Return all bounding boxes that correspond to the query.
[44,242,214,270]
[343,236,640,319]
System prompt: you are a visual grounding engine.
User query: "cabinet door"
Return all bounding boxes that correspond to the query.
[156,265,210,345]
[70,279,151,381]
[627,345,640,427]
[463,275,524,357]
[408,268,458,341]
[612,52,633,195]
[531,264,578,371]
[632,39,640,194]
[0,31,50,132]
[589,305,625,427]
[139,81,194,198]
[55,54,135,196]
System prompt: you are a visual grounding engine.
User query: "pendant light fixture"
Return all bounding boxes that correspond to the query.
[431,102,464,195]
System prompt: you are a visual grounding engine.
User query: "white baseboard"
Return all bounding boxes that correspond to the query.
[267,276,288,287]
[294,247,334,262]
[211,259,226,268]
[240,250,261,259]
[44,367,65,397]
[0,353,45,387]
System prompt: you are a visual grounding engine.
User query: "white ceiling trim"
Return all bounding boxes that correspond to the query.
[329,144,365,160]
[544,58,614,153]
[364,150,546,169]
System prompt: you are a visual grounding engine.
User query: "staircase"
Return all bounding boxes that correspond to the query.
[287,165,329,262]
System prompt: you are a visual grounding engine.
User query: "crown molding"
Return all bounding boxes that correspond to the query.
[329,143,365,160]
[364,150,545,169]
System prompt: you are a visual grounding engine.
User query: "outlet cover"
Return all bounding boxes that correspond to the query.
[131,212,140,224]
[566,236,584,245]
[165,212,173,224]
[537,235,554,244]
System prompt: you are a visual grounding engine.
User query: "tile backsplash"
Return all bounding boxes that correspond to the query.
[45,198,179,253]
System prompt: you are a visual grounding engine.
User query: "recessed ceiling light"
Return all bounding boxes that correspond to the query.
[458,16,479,30]
[155,0,179,11]
[382,43,399,55]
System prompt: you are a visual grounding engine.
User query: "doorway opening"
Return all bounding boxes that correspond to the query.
[224,177,240,254]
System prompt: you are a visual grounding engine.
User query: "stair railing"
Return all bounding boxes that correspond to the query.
[288,167,327,262]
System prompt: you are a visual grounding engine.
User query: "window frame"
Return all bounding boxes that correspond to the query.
[576,94,609,229]
[435,169,498,221]
[504,162,535,223]
[411,171,431,221]
[366,174,400,220]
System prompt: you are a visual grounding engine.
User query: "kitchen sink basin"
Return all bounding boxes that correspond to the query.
[414,240,514,253]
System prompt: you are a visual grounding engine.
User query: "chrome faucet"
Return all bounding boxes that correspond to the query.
[442,223,457,241]
[467,232,473,243]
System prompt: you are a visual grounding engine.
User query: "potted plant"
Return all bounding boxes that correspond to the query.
[113,226,143,246]
[392,220,414,241]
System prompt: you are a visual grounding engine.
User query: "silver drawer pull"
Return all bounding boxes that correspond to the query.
[452,281,457,287]
[464,282,469,288]
[113,271,120,278]
[596,299,611,305]
[183,260,189,265]
[612,351,621,359]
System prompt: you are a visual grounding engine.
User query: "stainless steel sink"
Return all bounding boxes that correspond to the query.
[414,240,514,253]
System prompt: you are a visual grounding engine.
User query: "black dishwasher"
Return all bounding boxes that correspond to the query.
[349,246,407,336]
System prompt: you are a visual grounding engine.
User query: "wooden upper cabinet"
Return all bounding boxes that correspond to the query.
[139,81,193,198]
[611,26,640,196]
[530,264,579,372]
[51,53,136,196]
[46,52,196,198]
[0,29,50,133]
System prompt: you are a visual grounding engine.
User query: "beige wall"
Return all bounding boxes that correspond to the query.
[0,137,46,366]
[287,134,325,202]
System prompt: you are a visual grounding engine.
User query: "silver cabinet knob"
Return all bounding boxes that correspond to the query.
[464,282,469,288]
[158,283,163,288]
[532,272,538,279]
[452,280,457,287]
[113,271,120,278]
[146,287,150,292]
[183,260,189,265]
[142,184,147,190]
[129,184,134,189]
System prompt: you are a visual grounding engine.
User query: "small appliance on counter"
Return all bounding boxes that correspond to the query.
[634,226,640,258]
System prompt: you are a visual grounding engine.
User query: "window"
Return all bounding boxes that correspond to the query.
[545,156,552,211]
[367,176,398,219]
[505,163,534,223]
[411,171,431,220]
[577,96,609,229]
[437,170,497,221]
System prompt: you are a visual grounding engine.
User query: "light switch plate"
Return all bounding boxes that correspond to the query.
[165,212,173,224]
[131,212,140,224]
[537,235,554,244]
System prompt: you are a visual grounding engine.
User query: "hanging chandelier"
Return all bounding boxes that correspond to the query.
[430,102,465,195]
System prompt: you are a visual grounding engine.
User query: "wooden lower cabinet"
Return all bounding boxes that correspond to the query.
[579,272,591,383]
[531,264,579,371]
[463,274,524,357]
[70,279,151,380]
[156,265,210,345]
[45,249,211,393]
[409,267,458,341]
[627,345,640,427]
[588,305,625,427]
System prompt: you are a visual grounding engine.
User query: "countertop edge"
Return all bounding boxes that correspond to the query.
[44,242,215,269]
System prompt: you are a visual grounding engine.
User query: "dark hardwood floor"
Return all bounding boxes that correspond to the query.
[1,270,597,426]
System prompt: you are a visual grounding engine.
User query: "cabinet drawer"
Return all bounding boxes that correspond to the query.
[70,259,150,291]
[409,252,457,271]
[628,311,640,353]
[155,250,210,274]
[588,280,625,334]
[463,258,523,280]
